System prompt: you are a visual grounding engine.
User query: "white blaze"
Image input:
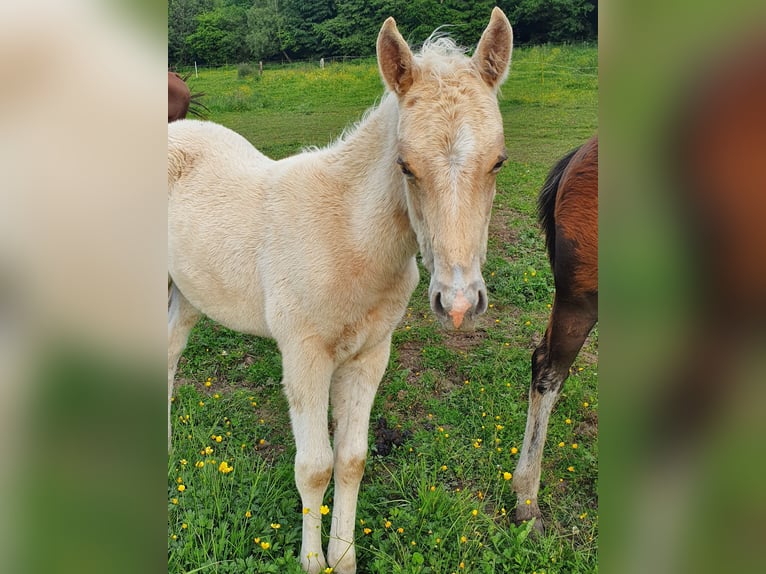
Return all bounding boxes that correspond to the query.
[448,123,475,214]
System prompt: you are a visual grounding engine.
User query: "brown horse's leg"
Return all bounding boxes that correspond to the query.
[167,282,201,451]
[512,294,596,531]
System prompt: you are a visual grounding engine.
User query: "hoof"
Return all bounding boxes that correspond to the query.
[515,504,545,536]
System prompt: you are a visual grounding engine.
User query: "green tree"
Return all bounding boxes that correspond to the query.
[246,0,299,61]
[502,0,597,44]
[187,3,250,65]
[168,0,597,66]
[168,0,214,66]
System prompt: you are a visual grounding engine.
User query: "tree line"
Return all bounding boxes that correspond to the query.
[169,0,597,67]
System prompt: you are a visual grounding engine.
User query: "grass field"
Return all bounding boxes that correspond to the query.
[169,44,598,573]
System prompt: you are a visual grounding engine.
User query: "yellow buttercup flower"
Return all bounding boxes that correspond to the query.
[320,505,329,515]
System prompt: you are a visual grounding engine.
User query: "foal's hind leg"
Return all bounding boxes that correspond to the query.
[327,339,392,573]
[512,296,596,531]
[168,282,201,451]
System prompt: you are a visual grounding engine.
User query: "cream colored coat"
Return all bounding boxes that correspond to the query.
[168,9,512,573]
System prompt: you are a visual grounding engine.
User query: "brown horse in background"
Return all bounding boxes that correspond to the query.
[655,31,766,449]
[512,135,598,531]
[168,71,208,123]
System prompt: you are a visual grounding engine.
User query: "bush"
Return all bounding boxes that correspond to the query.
[237,63,254,78]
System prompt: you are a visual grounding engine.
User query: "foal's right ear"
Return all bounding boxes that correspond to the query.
[377,17,416,96]
[473,7,513,91]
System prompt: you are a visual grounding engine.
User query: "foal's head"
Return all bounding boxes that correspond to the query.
[377,8,512,331]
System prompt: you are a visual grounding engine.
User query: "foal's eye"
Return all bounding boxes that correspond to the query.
[397,157,414,178]
[491,157,507,173]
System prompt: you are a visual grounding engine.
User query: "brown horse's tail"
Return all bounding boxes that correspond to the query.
[537,145,581,267]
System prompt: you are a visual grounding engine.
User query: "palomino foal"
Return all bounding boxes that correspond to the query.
[168,8,512,573]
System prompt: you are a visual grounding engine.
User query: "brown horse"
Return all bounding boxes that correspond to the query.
[168,71,207,123]
[512,135,598,531]
[168,72,190,122]
[655,31,766,449]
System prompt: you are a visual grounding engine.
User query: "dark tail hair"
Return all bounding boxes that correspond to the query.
[537,145,581,267]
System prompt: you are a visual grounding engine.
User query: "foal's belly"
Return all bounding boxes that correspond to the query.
[170,264,272,338]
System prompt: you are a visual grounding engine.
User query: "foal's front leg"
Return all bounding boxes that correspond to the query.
[282,346,335,574]
[327,339,391,573]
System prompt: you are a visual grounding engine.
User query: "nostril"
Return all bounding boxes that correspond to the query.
[432,292,446,316]
[476,289,488,315]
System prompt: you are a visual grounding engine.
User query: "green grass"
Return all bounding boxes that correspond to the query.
[170,44,598,573]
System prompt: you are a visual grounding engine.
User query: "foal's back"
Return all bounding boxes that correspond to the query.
[168,120,276,335]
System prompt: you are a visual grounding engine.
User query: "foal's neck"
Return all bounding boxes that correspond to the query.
[329,95,417,262]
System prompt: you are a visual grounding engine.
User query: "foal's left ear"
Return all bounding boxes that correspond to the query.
[472,7,513,91]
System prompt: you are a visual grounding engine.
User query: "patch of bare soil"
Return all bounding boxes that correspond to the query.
[574,409,598,439]
[490,204,520,247]
[252,440,287,464]
[396,340,424,376]
[442,328,487,352]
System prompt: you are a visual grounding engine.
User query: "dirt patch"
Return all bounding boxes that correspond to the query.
[252,440,287,464]
[442,328,488,352]
[574,409,598,439]
[490,204,520,247]
[397,340,424,375]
